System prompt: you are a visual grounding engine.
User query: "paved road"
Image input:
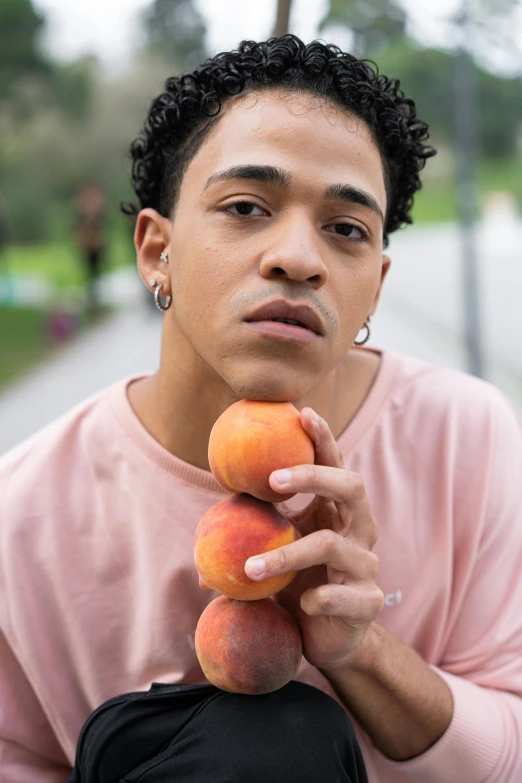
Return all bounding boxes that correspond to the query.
[379,218,522,408]
[1,220,521,454]
[0,274,162,454]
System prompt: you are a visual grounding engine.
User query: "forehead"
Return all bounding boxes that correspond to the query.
[184,89,387,209]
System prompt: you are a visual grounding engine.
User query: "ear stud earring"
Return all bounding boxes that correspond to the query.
[147,278,172,312]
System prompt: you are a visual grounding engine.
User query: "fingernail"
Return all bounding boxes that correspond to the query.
[273,469,292,486]
[312,411,319,427]
[246,558,266,577]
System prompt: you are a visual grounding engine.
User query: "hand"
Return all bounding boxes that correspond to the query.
[244,407,384,671]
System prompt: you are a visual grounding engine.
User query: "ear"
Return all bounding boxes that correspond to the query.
[134,208,172,295]
[369,254,391,316]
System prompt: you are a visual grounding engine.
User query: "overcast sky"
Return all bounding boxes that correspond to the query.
[32,0,521,76]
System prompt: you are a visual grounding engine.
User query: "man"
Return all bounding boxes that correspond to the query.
[74,181,107,309]
[1,36,521,782]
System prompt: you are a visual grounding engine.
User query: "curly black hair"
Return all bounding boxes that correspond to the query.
[122,34,436,246]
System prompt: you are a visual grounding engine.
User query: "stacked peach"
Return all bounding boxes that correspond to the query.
[194,400,314,695]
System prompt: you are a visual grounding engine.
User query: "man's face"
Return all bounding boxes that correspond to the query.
[166,89,388,401]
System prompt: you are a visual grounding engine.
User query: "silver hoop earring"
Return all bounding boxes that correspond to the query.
[354,315,371,346]
[149,280,172,312]
[160,251,169,264]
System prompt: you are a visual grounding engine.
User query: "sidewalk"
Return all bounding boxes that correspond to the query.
[0,276,162,454]
[1,222,521,454]
[378,218,522,411]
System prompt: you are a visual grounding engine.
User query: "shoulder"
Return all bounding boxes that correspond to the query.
[379,351,522,542]
[0,380,127,524]
[385,350,520,444]
[382,351,522,526]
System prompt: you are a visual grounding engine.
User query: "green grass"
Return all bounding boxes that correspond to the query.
[1,228,135,296]
[411,181,459,224]
[478,158,522,205]
[412,156,522,225]
[0,304,112,389]
[0,306,50,387]
[0,228,131,388]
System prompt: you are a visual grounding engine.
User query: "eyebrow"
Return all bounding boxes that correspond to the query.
[324,183,384,224]
[204,164,384,224]
[204,165,292,190]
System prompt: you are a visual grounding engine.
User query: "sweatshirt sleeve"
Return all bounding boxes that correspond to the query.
[0,632,72,783]
[0,457,71,783]
[0,633,71,783]
[385,387,522,783]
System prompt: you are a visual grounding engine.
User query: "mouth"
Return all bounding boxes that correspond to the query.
[244,299,324,343]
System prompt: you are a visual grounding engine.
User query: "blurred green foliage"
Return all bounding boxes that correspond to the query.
[144,0,207,68]
[0,0,520,251]
[360,39,522,160]
[0,0,48,95]
[323,0,406,56]
[0,0,208,246]
[320,0,522,161]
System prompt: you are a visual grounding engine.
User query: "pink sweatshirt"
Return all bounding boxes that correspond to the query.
[1,348,521,783]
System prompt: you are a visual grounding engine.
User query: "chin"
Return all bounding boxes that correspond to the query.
[229,368,315,403]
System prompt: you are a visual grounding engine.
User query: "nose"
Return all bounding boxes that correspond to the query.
[258,212,329,288]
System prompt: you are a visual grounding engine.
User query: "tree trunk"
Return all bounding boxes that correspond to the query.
[273,0,292,37]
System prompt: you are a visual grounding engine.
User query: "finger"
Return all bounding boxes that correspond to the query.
[269,464,378,547]
[299,583,385,622]
[300,407,345,470]
[244,528,379,581]
[270,464,362,505]
[274,501,293,516]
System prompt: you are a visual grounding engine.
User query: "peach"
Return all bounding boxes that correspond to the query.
[195,595,303,694]
[194,493,300,600]
[208,400,314,502]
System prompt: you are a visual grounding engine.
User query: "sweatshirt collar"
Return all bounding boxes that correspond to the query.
[107,347,400,493]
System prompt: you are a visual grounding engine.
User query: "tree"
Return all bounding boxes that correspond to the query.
[320,0,522,76]
[143,0,207,71]
[273,0,292,37]
[0,0,49,100]
[320,0,406,57]
[440,0,521,77]
[318,1,522,158]
[360,37,522,158]
[55,58,98,121]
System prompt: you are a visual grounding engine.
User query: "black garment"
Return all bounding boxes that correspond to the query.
[85,248,102,276]
[68,680,368,783]
[82,248,103,309]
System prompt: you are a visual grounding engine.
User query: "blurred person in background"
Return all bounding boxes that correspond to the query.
[74,181,107,310]
[0,192,6,255]
[0,191,13,307]
[0,190,7,272]
[0,34,521,783]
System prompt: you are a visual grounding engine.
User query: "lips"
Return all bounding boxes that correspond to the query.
[245,299,324,336]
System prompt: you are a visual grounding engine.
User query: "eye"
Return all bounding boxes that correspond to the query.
[324,223,369,241]
[226,201,266,217]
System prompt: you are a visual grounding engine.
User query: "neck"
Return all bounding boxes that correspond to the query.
[128,325,380,472]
